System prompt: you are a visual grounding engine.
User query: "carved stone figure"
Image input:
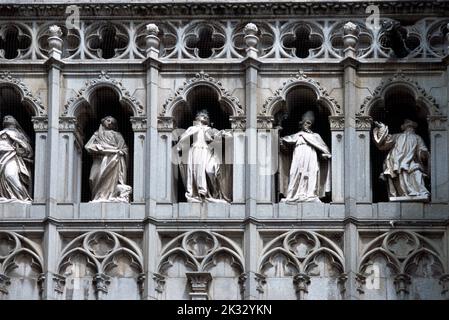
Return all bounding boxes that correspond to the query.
[279,111,331,203]
[176,110,232,203]
[0,115,33,203]
[373,119,430,201]
[85,116,132,202]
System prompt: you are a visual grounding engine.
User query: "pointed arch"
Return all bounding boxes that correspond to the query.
[63,70,144,117]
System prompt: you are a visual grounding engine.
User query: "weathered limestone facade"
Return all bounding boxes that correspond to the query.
[0,0,449,300]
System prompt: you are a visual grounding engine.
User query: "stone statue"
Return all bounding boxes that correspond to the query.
[279,111,331,203]
[176,110,232,203]
[0,115,33,203]
[373,119,430,201]
[85,116,132,202]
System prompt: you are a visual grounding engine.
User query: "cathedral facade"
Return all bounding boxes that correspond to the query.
[0,0,448,300]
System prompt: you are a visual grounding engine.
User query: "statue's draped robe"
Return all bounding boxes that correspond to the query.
[373,124,429,197]
[279,131,331,202]
[85,125,131,202]
[0,127,33,202]
[177,123,231,203]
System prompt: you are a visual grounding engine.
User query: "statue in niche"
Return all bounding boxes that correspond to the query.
[85,116,132,202]
[0,115,33,203]
[373,119,430,201]
[176,110,232,203]
[279,111,331,203]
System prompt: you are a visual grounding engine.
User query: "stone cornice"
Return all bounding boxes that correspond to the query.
[1,1,448,19]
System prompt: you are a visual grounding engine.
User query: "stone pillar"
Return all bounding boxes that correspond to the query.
[230,117,246,203]
[142,223,160,300]
[156,119,175,203]
[131,117,147,203]
[186,272,212,300]
[31,117,48,203]
[243,23,261,300]
[428,116,448,203]
[42,25,63,300]
[57,117,83,203]
[342,22,360,300]
[329,116,344,203]
[355,116,372,203]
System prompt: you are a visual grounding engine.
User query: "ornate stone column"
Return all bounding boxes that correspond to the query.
[57,117,83,203]
[428,116,449,202]
[186,272,212,300]
[355,116,372,203]
[31,117,48,203]
[131,117,147,202]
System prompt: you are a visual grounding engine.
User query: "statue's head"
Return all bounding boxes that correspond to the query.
[401,119,418,131]
[3,115,17,128]
[195,110,210,125]
[101,116,118,130]
[299,110,315,131]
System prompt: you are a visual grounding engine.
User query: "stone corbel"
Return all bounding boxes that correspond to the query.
[152,272,166,294]
[37,273,46,299]
[137,273,146,296]
[255,272,267,294]
[293,273,311,300]
[337,273,348,297]
[394,273,411,299]
[356,116,373,130]
[355,273,366,295]
[186,271,212,300]
[428,115,448,131]
[0,273,11,295]
[238,273,247,297]
[329,116,345,131]
[93,273,111,298]
[439,274,449,299]
[53,274,66,294]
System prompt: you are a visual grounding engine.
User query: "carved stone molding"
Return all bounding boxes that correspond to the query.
[0,71,46,116]
[357,71,442,117]
[261,70,342,117]
[230,116,246,130]
[32,116,48,132]
[63,70,144,117]
[329,116,345,130]
[157,116,175,131]
[160,71,243,118]
[257,116,274,129]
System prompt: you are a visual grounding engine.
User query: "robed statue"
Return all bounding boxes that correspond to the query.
[0,115,33,203]
[373,119,430,201]
[279,111,331,203]
[176,110,232,203]
[85,116,132,202]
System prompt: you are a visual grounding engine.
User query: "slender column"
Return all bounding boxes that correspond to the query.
[428,116,449,203]
[355,117,372,203]
[131,117,147,203]
[230,117,246,203]
[31,117,48,203]
[329,116,345,203]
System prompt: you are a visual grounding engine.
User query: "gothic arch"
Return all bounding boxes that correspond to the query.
[260,70,342,117]
[0,71,46,116]
[159,71,244,122]
[357,72,442,118]
[63,70,144,117]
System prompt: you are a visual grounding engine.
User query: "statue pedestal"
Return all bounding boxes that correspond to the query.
[389,195,429,202]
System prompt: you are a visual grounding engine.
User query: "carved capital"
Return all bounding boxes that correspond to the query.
[257,116,274,129]
[130,117,147,132]
[329,116,345,130]
[0,273,11,295]
[32,116,48,132]
[230,116,246,130]
[428,115,447,131]
[93,273,111,295]
[186,271,212,300]
[356,116,373,130]
[157,116,175,132]
[293,273,311,300]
